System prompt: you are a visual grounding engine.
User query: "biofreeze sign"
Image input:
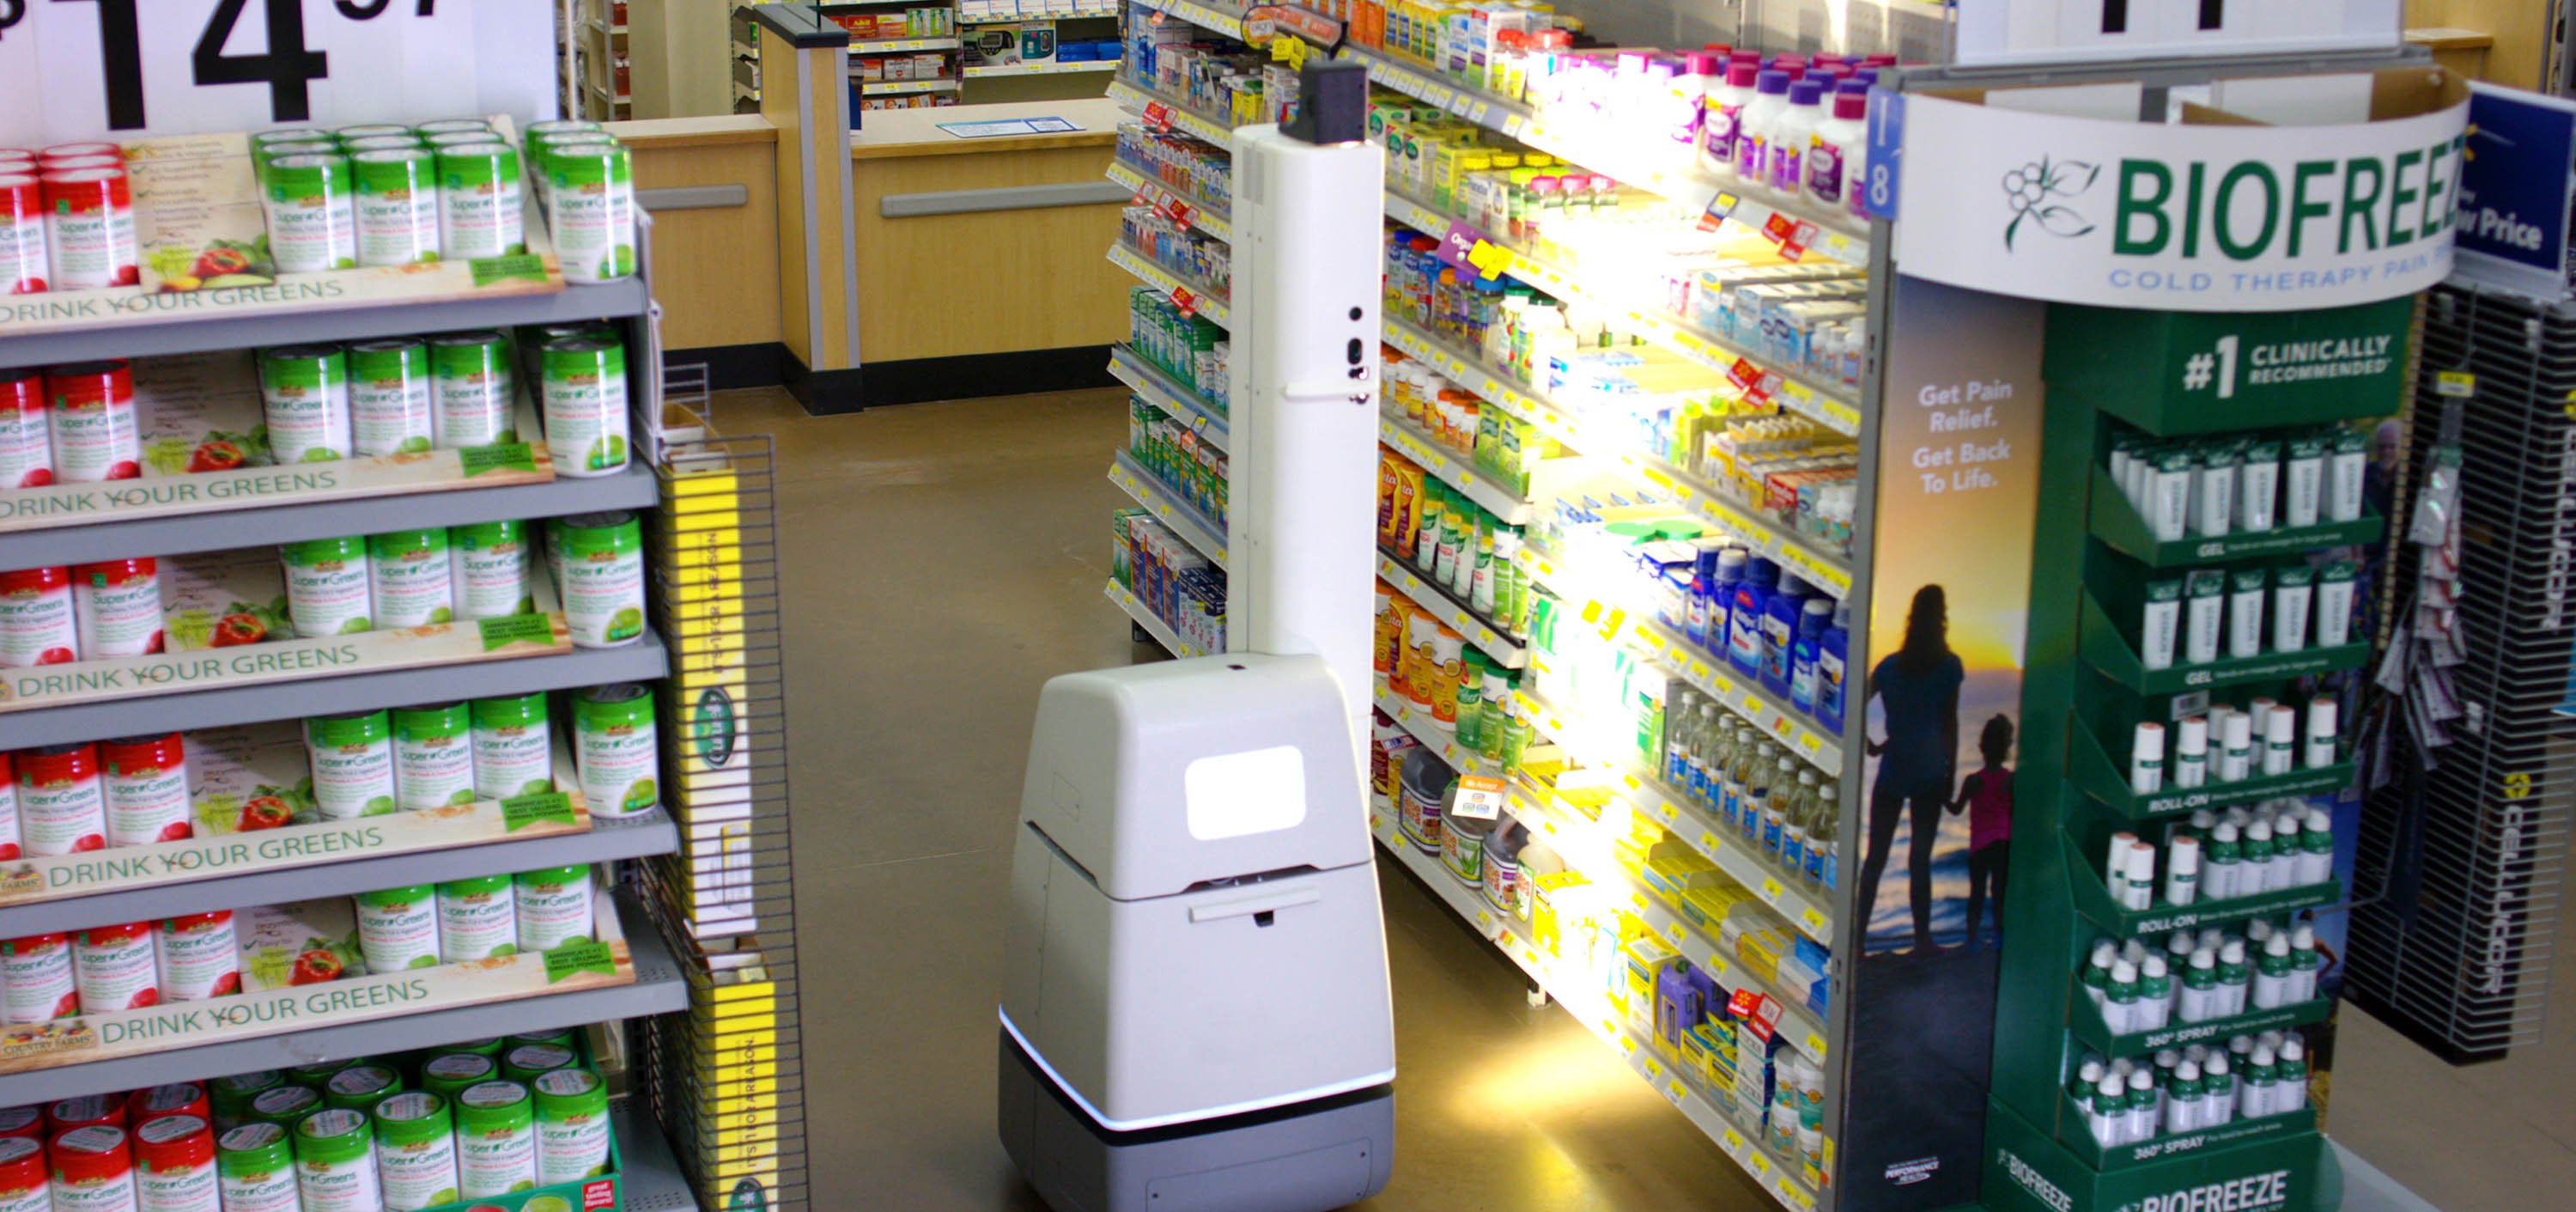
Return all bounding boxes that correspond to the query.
[1893,79,2470,311]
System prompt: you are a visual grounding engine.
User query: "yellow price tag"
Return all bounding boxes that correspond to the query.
[1800,733,1823,753]
[1666,923,1686,946]
[1267,35,1309,68]
[1749,1155,1771,1176]
[1475,910,1492,928]
[1643,1057,1662,1077]
[1615,1031,1636,1052]
[1801,907,1826,931]
[2435,369,2476,398]
[1464,240,1513,280]
[1762,877,1784,899]
[1806,1032,1828,1057]
[1623,775,1643,790]
[1723,1128,1745,1151]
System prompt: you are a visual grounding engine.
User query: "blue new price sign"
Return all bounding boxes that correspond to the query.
[2453,83,2576,303]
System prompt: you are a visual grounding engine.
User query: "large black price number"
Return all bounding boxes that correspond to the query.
[25,0,437,131]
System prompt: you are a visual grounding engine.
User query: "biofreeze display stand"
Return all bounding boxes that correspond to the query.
[1872,60,2470,1212]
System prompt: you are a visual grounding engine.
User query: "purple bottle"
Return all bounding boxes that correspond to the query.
[1736,70,1792,181]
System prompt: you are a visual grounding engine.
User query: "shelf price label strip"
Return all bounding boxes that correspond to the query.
[1366,813,1820,1212]
[1106,243,1232,328]
[1109,455,1228,568]
[1375,551,1526,667]
[1109,346,1232,454]
[1105,162,1235,242]
[1376,410,1533,523]
[1104,579,1212,659]
[1139,0,1248,39]
[1382,190,1861,439]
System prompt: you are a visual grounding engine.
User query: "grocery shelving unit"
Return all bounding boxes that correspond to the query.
[0,115,753,1197]
[958,0,1123,98]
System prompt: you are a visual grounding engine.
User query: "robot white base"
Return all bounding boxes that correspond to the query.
[999,1030,1395,1212]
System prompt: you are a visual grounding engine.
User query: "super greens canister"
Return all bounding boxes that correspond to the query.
[290,1109,379,1212]
[470,692,551,800]
[452,1081,537,1198]
[451,521,532,619]
[500,1044,574,1086]
[281,536,371,636]
[354,886,440,972]
[414,119,491,137]
[436,875,516,963]
[213,1124,295,1212]
[513,865,592,953]
[574,684,657,817]
[538,335,629,476]
[434,143,524,260]
[322,1064,401,1112]
[334,124,410,142]
[531,1068,610,1184]
[371,1093,459,1212]
[428,331,514,448]
[420,1052,496,1103]
[258,345,351,464]
[546,141,635,285]
[350,148,440,268]
[206,1075,281,1134]
[305,710,397,819]
[345,338,434,456]
[245,1086,317,1130]
[556,512,644,649]
[391,703,476,810]
[0,1136,43,1212]
[261,153,357,273]
[131,1114,216,1212]
[368,528,454,627]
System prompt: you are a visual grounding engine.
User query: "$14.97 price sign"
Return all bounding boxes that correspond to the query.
[0,0,553,147]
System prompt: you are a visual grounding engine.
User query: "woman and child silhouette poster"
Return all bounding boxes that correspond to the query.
[1836,277,2046,1212]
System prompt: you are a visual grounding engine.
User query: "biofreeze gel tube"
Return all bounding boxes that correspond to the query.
[2284,436,2325,527]
[2142,578,2182,670]
[2315,560,2356,648]
[2196,445,2238,538]
[2239,441,2281,532]
[2329,429,2366,522]
[2185,570,2227,665]
[2273,564,2313,652]
[2152,448,2194,541]
[2229,568,2268,659]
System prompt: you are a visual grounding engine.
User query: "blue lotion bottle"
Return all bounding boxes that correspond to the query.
[1685,544,1719,650]
[1728,557,1777,678]
[1761,579,1805,696]
[1817,601,1850,734]
[1789,596,1832,716]
[1706,547,1747,660]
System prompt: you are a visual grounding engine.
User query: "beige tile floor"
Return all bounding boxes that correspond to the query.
[729,382,2570,1211]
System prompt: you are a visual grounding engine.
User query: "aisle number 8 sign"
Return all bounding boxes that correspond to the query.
[0,0,548,146]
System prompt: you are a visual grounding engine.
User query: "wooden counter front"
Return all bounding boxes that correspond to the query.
[849,99,1132,368]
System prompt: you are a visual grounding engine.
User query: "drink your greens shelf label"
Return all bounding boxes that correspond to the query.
[1890,71,2468,311]
[0,798,590,904]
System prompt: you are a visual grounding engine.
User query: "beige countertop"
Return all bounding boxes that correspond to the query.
[850,97,1125,159]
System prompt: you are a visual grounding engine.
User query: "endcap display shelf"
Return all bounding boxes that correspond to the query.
[0,891,684,1107]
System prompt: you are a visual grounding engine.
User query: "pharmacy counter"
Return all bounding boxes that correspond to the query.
[842,97,1132,409]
